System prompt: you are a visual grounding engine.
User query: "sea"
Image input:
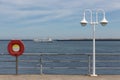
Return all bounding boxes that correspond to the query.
[0,40,120,74]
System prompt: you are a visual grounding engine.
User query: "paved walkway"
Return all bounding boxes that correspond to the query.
[0,75,120,80]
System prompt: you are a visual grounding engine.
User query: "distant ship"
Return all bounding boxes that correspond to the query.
[33,38,53,42]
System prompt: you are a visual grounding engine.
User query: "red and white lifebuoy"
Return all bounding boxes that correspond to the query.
[8,40,24,57]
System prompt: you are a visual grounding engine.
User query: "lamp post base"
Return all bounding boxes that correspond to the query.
[90,74,98,77]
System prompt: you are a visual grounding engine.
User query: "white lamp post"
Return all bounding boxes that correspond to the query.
[80,9,108,76]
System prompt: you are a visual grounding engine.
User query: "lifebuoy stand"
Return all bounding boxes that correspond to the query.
[8,40,25,75]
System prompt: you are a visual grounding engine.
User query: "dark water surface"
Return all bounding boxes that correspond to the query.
[1,40,120,54]
[0,40,120,74]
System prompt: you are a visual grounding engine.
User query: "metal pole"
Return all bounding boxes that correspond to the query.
[88,55,91,75]
[40,54,43,74]
[16,56,18,75]
[91,23,97,76]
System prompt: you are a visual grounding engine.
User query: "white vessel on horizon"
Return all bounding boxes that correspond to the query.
[33,38,53,42]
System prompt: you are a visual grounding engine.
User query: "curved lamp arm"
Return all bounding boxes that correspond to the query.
[96,9,108,26]
[80,9,93,26]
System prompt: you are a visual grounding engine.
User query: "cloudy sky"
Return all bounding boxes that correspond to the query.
[0,0,120,39]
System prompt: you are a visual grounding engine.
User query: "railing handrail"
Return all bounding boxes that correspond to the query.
[1,53,120,56]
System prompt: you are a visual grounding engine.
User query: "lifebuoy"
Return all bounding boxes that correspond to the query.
[8,40,24,57]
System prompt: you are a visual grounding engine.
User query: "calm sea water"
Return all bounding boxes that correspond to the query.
[0,40,120,74]
[0,40,120,54]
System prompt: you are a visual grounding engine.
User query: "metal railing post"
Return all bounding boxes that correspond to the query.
[88,55,91,75]
[40,54,43,74]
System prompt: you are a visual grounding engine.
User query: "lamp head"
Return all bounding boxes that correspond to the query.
[100,17,108,26]
[80,18,88,26]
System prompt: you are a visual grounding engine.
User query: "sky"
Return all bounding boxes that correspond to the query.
[0,0,120,39]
